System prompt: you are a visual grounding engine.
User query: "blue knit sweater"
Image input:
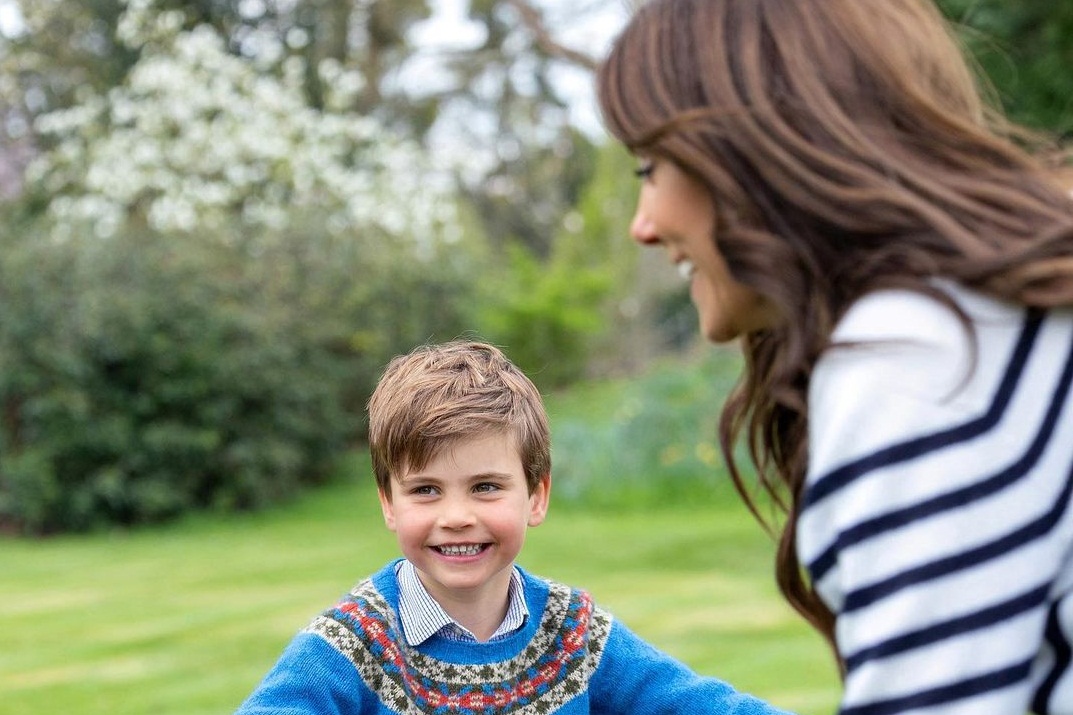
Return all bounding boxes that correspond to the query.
[235,561,791,714]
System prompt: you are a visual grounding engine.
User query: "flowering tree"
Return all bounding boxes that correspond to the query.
[24,0,459,244]
[0,0,487,534]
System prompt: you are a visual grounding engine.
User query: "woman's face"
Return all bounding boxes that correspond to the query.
[629,158,775,343]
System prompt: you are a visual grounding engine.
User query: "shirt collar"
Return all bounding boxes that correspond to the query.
[395,559,528,646]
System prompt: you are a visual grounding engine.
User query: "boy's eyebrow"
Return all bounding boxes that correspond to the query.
[397,470,517,484]
[466,471,516,481]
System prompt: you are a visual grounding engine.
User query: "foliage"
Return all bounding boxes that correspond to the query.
[0,0,432,130]
[438,0,603,258]
[21,0,456,243]
[477,240,610,390]
[0,0,626,533]
[0,216,478,535]
[0,0,483,534]
[0,0,607,260]
[459,127,598,258]
[567,142,638,273]
[475,141,643,388]
[563,140,703,373]
[548,348,746,510]
[472,138,699,390]
[938,0,1073,137]
[0,0,138,123]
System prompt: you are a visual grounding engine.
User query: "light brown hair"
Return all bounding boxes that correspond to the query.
[367,341,551,497]
[598,0,1073,657]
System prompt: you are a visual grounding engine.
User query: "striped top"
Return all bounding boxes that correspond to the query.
[797,283,1073,715]
[395,559,528,645]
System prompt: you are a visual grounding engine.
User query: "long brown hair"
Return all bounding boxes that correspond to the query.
[597,0,1073,660]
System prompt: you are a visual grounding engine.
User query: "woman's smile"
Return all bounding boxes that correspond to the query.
[629,160,774,342]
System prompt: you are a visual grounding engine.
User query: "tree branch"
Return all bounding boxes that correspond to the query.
[503,0,600,72]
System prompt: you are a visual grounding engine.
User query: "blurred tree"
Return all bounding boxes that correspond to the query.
[0,0,483,531]
[0,0,431,209]
[0,1,137,116]
[0,0,611,257]
[21,1,457,245]
[0,0,136,198]
[426,0,604,256]
[0,0,434,120]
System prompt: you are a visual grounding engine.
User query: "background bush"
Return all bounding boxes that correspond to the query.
[547,348,745,510]
[477,240,612,390]
[0,217,478,534]
[938,0,1073,138]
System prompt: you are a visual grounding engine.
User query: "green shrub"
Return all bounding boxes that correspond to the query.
[477,241,612,390]
[547,348,747,510]
[0,219,477,534]
[937,0,1073,137]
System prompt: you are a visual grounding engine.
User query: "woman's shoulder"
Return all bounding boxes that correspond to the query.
[832,282,1019,344]
[824,283,1028,386]
[810,283,1033,451]
[820,287,971,397]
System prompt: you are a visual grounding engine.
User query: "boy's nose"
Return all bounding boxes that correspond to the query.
[437,498,475,529]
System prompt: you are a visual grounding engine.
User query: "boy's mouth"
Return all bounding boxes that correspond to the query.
[434,543,486,557]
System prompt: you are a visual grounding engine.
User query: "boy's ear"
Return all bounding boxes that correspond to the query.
[527,473,551,527]
[377,487,397,531]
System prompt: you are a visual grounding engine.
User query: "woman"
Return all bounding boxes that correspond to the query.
[597,0,1073,713]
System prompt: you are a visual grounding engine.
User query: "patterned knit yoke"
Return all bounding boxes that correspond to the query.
[307,570,613,715]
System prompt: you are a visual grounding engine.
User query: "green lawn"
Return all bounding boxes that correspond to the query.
[0,469,840,715]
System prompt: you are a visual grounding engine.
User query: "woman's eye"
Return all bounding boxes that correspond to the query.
[634,161,655,179]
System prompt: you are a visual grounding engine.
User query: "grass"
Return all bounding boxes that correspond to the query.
[0,351,842,714]
[0,477,840,714]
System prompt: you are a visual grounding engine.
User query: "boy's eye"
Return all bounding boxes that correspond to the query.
[411,485,437,496]
[473,482,500,493]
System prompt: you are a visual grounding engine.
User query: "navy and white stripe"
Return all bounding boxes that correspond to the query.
[394,559,528,645]
[798,284,1073,714]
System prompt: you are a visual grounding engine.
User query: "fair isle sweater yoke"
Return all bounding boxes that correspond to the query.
[235,561,791,715]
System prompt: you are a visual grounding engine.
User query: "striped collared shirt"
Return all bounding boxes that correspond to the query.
[394,559,529,646]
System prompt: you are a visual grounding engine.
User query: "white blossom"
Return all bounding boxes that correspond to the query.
[29,0,460,248]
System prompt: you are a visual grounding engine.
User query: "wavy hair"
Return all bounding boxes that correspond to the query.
[598,0,1073,658]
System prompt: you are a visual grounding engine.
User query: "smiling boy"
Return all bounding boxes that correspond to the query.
[378,431,547,644]
[234,341,791,715]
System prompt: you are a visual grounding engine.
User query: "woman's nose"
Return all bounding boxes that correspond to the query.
[629,210,661,246]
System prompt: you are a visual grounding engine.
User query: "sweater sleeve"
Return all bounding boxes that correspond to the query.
[233,632,370,715]
[799,289,1066,714]
[589,619,795,715]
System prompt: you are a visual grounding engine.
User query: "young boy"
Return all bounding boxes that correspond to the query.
[235,341,791,714]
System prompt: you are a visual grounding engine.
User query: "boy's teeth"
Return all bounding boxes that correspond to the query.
[677,260,695,280]
[439,544,482,556]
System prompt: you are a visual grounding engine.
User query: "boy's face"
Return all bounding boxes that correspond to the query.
[378,432,550,607]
